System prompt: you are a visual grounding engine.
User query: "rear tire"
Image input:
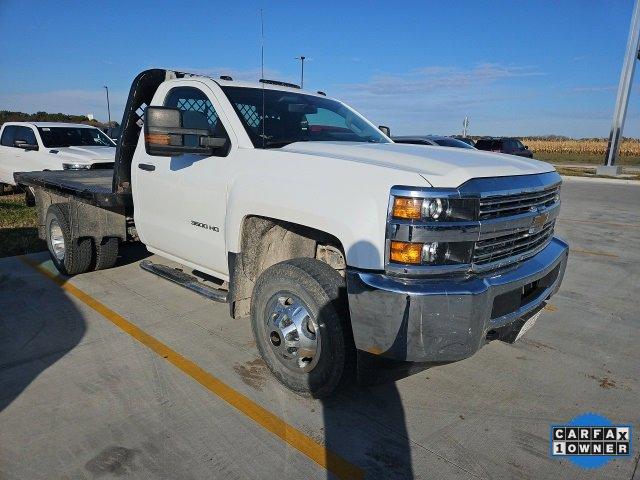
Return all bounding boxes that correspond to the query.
[94,237,119,270]
[45,203,93,275]
[250,258,354,398]
[25,187,36,207]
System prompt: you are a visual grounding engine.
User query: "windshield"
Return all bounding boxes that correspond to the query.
[221,86,390,148]
[37,127,116,148]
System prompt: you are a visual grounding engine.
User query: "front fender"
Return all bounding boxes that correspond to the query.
[225,173,387,270]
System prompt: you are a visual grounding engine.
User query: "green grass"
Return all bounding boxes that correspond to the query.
[0,192,45,258]
[533,151,640,166]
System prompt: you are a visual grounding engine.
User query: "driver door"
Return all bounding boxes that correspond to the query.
[133,82,232,277]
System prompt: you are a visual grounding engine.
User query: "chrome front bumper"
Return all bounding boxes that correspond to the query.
[346,237,569,362]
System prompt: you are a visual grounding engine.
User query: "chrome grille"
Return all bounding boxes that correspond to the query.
[479,186,559,220]
[473,221,555,265]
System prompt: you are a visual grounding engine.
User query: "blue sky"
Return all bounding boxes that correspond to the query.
[0,0,638,138]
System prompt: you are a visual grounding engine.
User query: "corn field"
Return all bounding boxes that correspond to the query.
[521,138,640,157]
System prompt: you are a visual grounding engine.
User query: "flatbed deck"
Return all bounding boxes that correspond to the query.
[14,169,132,209]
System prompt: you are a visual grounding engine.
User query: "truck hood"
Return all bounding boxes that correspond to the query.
[49,146,116,164]
[281,142,555,187]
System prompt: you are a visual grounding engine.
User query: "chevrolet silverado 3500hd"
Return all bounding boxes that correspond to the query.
[15,69,568,397]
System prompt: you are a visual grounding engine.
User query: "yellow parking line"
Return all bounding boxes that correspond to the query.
[543,304,557,312]
[571,248,619,258]
[19,256,364,480]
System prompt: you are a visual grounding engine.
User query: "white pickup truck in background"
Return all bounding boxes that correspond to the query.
[14,69,569,397]
[0,122,116,202]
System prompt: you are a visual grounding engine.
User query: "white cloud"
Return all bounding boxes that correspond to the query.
[569,85,617,93]
[332,63,546,136]
[339,63,544,96]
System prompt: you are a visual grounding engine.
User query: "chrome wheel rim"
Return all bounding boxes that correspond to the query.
[265,293,321,373]
[49,219,65,261]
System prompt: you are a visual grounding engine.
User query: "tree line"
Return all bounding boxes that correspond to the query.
[0,110,117,128]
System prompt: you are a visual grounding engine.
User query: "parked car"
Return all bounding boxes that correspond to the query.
[475,137,533,158]
[451,135,475,147]
[0,122,116,204]
[15,69,568,397]
[393,135,477,149]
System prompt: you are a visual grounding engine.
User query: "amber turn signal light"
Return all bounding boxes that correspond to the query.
[146,133,171,145]
[389,241,423,264]
[392,197,423,219]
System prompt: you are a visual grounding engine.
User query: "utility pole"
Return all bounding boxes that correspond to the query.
[462,116,469,137]
[599,0,640,176]
[295,56,306,88]
[103,85,111,125]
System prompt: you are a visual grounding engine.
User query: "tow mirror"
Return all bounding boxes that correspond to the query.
[144,106,227,157]
[14,140,38,151]
[378,125,391,137]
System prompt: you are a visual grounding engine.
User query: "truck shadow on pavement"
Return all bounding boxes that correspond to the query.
[0,257,86,413]
[318,240,428,479]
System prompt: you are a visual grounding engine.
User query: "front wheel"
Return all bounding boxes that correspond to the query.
[250,258,354,398]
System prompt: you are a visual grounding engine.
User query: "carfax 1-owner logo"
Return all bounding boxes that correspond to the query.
[550,413,633,469]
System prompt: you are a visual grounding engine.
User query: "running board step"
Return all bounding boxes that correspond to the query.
[140,260,228,303]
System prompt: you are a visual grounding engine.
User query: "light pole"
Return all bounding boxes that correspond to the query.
[462,116,469,137]
[295,56,306,88]
[599,0,640,176]
[103,85,111,125]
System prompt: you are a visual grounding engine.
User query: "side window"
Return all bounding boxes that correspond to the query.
[15,126,37,145]
[0,126,17,147]
[164,87,227,135]
[164,87,229,154]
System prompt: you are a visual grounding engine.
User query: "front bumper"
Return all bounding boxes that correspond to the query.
[346,237,569,362]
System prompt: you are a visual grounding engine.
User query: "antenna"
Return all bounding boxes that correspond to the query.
[260,9,264,80]
[260,9,265,147]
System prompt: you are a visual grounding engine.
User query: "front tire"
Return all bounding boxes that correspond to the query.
[250,258,354,398]
[45,204,93,275]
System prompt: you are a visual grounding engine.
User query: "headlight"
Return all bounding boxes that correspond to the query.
[389,240,474,266]
[392,196,475,221]
[63,163,91,170]
[422,198,445,219]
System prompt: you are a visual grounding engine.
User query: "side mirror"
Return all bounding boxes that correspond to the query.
[524,145,529,150]
[14,140,38,151]
[378,125,391,137]
[144,106,227,157]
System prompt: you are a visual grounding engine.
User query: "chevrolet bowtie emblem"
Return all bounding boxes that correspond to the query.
[529,212,549,234]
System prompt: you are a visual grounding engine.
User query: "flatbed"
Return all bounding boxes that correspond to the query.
[14,169,132,209]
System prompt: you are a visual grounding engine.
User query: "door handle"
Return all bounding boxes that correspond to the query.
[138,163,155,171]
